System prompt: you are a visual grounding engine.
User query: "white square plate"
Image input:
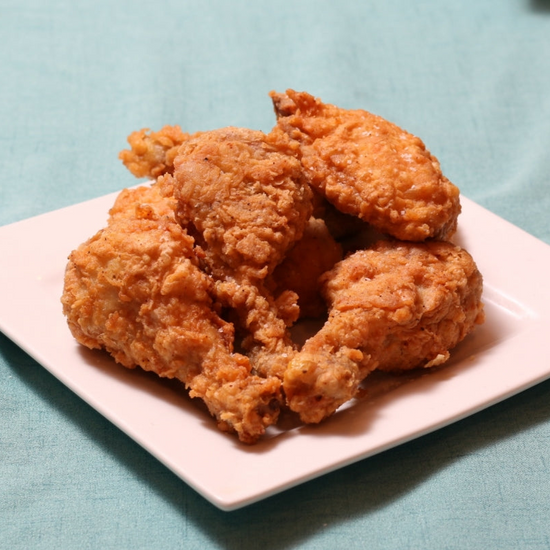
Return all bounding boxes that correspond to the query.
[1,191,549,511]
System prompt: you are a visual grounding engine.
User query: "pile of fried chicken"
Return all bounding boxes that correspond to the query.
[61,90,484,443]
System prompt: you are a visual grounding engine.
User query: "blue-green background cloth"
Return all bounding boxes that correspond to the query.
[2,1,550,548]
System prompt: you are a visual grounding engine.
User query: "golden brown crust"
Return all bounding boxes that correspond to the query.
[119,125,191,179]
[283,240,484,423]
[269,89,461,241]
[163,126,314,281]
[158,127,315,380]
[62,92,485,442]
[61,184,282,444]
[268,217,343,319]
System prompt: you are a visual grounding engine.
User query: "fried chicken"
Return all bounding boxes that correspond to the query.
[268,216,343,319]
[63,91,486,443]
[283,240,485,423]
[157,127,314,379]
[269,90,461,242]
[119,125,191,179]
[61,184,282,444]
[311,191,369,242]
[162,126,313,281]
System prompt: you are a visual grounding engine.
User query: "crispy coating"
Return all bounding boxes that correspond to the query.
[64,92,486,442]
[161,126,314,281]
[269,90,461,241]
[119,125,191,179]
[283,240,485,423]
[214,279,298,380]
[269,217,343,319]
[158,127,315,379]
[311,191,369,242]
[61,184,282,444]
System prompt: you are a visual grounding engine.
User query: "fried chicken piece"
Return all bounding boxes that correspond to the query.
[268,217,343,319]
[158,127,314,379]
[283,240,485,423]
[61,184,282,444]
[109,183,179,222]
[269,90,461,242]
[119,125,191,179]
[162,126,313,281]
[214,279,298,380]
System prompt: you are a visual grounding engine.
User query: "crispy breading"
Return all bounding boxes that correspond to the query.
[61,184,282,443]
[161,126,313,281]
[269,90,461,241]
[283,240,485,423]
[63,92,485,442]
[269,216,343,319]
[214,279,298,380]
[119,125,191,179]
[158,127,315,379]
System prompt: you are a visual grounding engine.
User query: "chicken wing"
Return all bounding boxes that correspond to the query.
[269,90,461,242]
[283,240,484,423]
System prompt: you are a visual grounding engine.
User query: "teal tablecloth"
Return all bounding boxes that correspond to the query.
[2,1,550,548]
